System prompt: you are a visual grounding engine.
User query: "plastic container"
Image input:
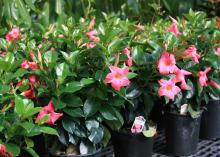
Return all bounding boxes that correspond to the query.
[200,100,220,139]
[165,112,201,156]
[112,131,154,157]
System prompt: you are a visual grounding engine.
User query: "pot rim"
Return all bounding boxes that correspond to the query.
[165,111,202,119]
[48,148,102,157]
[113,130,155,139]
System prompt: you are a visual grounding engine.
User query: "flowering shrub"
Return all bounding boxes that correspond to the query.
[0,28,59,156]
[0,9,219,156]
[146,10,220,115]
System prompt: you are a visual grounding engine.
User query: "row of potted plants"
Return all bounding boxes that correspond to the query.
[0,10,219,157]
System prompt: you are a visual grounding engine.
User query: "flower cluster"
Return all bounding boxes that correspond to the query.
[0,144,12,157]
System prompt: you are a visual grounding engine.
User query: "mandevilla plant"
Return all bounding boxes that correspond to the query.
[147,10,220,116]
[0,28,59,157]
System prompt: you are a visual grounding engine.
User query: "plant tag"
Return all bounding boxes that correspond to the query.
[131,116,146,134]
[180,104,188,115]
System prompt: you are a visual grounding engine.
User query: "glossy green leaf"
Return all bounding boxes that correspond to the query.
[84,98,100,117]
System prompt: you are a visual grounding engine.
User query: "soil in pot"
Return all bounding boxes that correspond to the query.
[200,100,220,139]
[112,131,154,157]
[165,112,201,156]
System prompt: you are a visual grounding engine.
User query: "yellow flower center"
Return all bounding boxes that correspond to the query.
[165,59,171,66]
[115,73,121,79]
[166,85,172,91]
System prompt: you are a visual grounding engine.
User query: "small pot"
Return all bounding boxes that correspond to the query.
[112,131,154,157]
[165,112,201,156]
[200,100,220,139]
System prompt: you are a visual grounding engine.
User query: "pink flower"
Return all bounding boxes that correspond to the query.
[123,48,133,67]
[216,19,220,28]
[0,51,7,57]
[157,51,178,75]
[174,68,192,90]
[184,45,200,63]
[209,80,220,89]
[135,23,144,30]
[6,27,20,42]
[28,62,38,70]
[86,42,96,49]
[158,77,181,100]
[22,88,35,99]
[198,67,212,87]
[58,34,64,38]
[86,29,100,42]
[35,101,63,125]
[88,17,95,30]
[215,47,220,56]
[16,79,24,89]
[29,50,35,61]
[165,17,180,37]
[0,144,6,155]
[169,16,178,24]
[104,66,130,91]
[21,60,30,69]
[20,60,38,71]
[29,75,39,84]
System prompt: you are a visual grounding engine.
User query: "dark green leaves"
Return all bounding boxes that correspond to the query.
[84,98,100,118]
[63,108,84,118]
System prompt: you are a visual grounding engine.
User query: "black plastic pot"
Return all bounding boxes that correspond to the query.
[200,100,220,139]
[112,131,154,157]
[165,112,201,156]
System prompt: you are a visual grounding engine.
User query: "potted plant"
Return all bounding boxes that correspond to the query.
[199,19,220,139]
[0,27,59,157]
[29,16,137,156]
[100,21,159,157]
[150,11,217,156]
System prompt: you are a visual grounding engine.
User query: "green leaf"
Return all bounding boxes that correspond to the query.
[36,114,50,125]
[20,122,35,133]
[100,105,117,120]
[24,147,40,157]
[15,96,26,115]
[55,0,63,14]
[185,79,194,99]
[44,51,58,69]
[16,0,32,27]
[197,81,203,96]
[40,127,58,136]
[102,127,111,147]
[61,81,82,93]
[63,108,84,117]
[24,107,41,117]
[85,120,99,131]
[25,138,34,148]
[127,72,137,79]
[80,78,95,86]
[0,85,10,94]
[188,104,201,119]
[13,69,28,78]
[108,39,123,53]
[5,143,20,157]
[79,140,96,155]
[56,62,70,84]
[95,70,105,82]
[62,119,75,134]
[88,127,104,144]
[52,97,66,110]
[62,95,83,107]
[84,98,100,117]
